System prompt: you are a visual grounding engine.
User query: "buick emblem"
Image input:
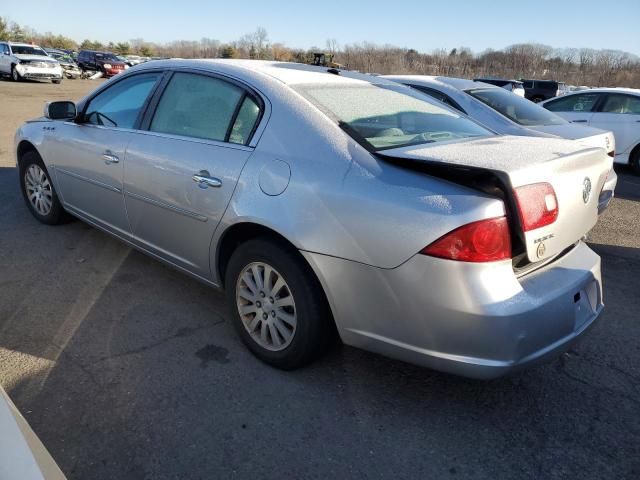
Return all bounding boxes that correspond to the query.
[582,177,592,204]
[537,242,546,258]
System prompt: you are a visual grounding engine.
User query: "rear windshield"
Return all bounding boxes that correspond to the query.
[294,83,491,151]
[467,87,566,126]
[11,45,47,56]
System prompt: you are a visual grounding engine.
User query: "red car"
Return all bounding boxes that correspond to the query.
[77,50,127,77]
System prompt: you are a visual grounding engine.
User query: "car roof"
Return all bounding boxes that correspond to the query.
[133,59,399,87]
[475,77,523,83]
[382,75,499,92]
[6,42,43,47]
[568,87,640,94]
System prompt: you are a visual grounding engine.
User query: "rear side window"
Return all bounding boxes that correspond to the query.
[150,72,257,143]
[600,94,640,114]
[229,96,261,144]
[84,72,161,129]
[544,93,601,113]
[522,81,533,89]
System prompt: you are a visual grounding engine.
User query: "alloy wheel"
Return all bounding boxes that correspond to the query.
[236,262,297,351]
[24,164,53,216]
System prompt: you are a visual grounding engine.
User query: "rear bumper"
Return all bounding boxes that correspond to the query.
[304,241,603,379]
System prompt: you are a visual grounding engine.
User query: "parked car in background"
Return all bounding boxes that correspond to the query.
[474,78,525,97]
[384,75,617,211]
[0,386,65,479]
[542,88,640,174]
[15,60,610,379]
[77,50,128,77]
[44,48,82,79]
[116,55,134,67]
[125,55,144,65]
[0,41,63,83]
[521,79,569,102]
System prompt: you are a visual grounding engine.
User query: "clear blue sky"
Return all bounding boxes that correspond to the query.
[4,0,639,55]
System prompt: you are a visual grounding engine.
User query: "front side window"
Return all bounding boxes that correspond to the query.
[150,72,260,144]
[544,93,602,113]
[600,94,640,115]
[10,45,47,56]
[295,83,490,151]
[468,87,565,126]
[84,72,161,129]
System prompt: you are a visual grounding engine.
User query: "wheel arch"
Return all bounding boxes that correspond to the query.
[215,220,339,338]
[216,222,303,288]
[16,140,41,167]
[629,141,640,161]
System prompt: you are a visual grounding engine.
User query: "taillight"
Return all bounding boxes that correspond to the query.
[514,183,558,232]
[420,217,511,262]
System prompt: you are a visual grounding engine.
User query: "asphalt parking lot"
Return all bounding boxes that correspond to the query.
[0,79,639,479]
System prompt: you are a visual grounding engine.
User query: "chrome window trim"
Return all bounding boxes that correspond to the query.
[128,128,255,152]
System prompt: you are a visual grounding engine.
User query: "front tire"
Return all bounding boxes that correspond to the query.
[11,66,21,82]
[19,151,69,225]
[52,79,62,84]
[225,238,333,370]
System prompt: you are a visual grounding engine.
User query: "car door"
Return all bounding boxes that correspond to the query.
[589,93,640,155]
[46,71,163,237]
[124,70,264,279]
[542,92,604,124]
[0,43,10,74]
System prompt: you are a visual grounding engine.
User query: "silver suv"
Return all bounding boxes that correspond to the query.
[0,41,63,83]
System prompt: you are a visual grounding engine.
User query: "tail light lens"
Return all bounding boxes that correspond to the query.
[514,182,558,232]
[421,217,511,262]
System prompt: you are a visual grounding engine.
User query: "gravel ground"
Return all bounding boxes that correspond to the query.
[0,78,639,480]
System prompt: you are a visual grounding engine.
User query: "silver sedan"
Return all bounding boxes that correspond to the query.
[14,60,611,378]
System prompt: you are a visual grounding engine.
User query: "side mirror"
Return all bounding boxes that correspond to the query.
[44,101,77,120]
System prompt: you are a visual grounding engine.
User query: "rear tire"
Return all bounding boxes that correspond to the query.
[19,151,70,225]
[52,79,62,84]
[225,238,334,370]
[630,148,640,176]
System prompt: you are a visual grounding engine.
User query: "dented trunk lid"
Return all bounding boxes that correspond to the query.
[380,136,612,263]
